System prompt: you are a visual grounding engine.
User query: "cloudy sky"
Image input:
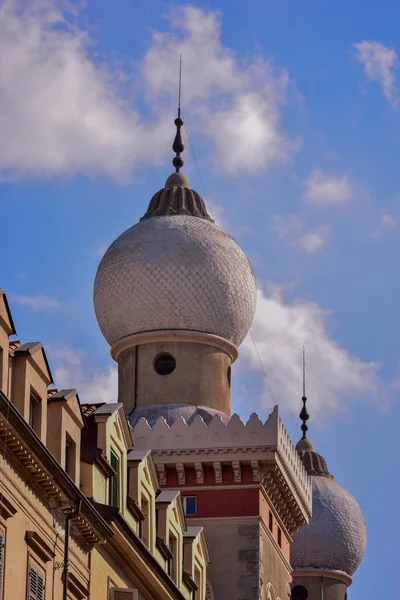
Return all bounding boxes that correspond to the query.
[1,0,399,596]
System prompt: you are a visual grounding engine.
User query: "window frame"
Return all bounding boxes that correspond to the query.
[110,449,120,509]
[0,525,6,600]
[27,558,45,600]
[168,533,177,582]
[28,390,41,436]
[183,496,197,516]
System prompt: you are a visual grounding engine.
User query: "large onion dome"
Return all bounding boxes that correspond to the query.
[93,171,257,348]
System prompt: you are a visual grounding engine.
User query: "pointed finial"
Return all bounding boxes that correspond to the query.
[172,54,184,172]
[299,346,310,439]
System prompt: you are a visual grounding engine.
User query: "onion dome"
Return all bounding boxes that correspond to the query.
[291,475,366,576]
[93,115,256,349]
[291,361,366,576]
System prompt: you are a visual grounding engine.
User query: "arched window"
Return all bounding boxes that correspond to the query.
[291,585,308,600]
[266,583,276,600]
[206,581,214,600]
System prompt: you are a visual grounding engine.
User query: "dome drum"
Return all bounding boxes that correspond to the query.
[116,332,234,416]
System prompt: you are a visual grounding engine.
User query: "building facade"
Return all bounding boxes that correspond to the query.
[0,288,209,600]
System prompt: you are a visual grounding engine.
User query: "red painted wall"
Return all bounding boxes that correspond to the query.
[182,488,259,518]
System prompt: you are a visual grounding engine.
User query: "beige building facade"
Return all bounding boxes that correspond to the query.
[0,289,209,600]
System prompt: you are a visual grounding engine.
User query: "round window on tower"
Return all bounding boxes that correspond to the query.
[291,586,308,600]
[154,353,176,376]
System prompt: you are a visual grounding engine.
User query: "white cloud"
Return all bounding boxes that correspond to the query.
[207,200,226,229]
[270,214,304,238]
[373,213,398,236]
[0,2,295,180]
[52,346,118,404]
[270,214,330,253]
[380,213,398,228]
[9,293,73,310]
[303,169,354,206]
[297,225,331,254]
[142,5,296,175]
[354,40,398,106]
[240,286,380,421]
[0,1,171,181]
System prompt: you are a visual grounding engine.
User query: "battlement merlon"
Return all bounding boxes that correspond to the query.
[131,405,312,533]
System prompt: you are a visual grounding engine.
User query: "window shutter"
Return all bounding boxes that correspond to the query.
[28,564,45,600]
[110,588,138,600]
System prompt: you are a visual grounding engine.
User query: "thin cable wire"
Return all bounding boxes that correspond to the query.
[183,117,276,409]
[182,119,213,216]
[249,328,275,407]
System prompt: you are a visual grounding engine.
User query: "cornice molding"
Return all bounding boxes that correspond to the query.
[292,569,352,587]
[111,330,238,362]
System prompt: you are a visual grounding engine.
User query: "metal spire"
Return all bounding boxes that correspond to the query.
[172,54,184,172]
[299,346,310,439]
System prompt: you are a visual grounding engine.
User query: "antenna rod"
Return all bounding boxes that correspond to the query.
[172,54,184,172]
[300,346,310,439]
[178,53,182,119]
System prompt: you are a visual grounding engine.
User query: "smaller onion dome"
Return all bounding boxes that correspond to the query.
[291,358,366,577]
[291,476,367,576]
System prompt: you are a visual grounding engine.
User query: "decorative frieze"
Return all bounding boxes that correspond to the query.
[194,462,204,484]
[213,461,222,484]
[176,463,185,485]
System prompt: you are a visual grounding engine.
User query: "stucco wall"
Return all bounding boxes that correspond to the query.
[118,341,231,415]
[292,574,348,600]
[198,519,291,600]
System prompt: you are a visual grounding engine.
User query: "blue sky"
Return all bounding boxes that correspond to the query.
[1,0,399,596]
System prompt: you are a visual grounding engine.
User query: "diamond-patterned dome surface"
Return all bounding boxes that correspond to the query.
[94,215,256,347]
[291,476,366,576]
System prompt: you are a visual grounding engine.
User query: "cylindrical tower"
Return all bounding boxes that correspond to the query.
[93,119,257,428]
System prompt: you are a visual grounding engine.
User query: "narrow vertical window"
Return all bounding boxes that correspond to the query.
[277,526,282,548]
[29,392,41,436]
[27,562,45,600]
[141,497,149,546]
[0,527,5,600]
[268,511,273,532]
[64,437,76,481]
[110,450,120,508]
[0,347,3,391]
[169,534,177,582]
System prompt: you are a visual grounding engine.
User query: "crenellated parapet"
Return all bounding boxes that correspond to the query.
[131,405,312,534]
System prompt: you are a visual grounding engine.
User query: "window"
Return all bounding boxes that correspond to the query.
[29,392,41,436]
[227,366,231,388]
[141,497,149,546]
[268,511,273,532]
[27,561,45,600]
[65,436,76,480]
[277,527,282,548]
[154,354,176,376]
[109,589,138,600]
[291,585,308,600]
[0,527,5,600]
[168,534,177,582]
[183,496,197,516]
[0,347,3,391]
[194,568,201,600]
[110,450,120,508]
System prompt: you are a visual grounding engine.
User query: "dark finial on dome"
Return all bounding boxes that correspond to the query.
[300,346,310,440]
[172,54,184,173]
